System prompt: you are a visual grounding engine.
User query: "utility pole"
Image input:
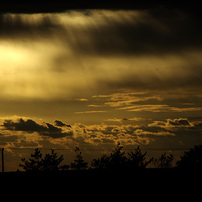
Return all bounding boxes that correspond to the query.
[1,148,4,173]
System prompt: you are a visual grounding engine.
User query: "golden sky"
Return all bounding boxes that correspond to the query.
[0,9,202,171]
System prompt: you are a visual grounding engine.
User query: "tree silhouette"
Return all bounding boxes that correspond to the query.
[91,143,152,170]
[70,147,88,170]
[19,144,202,172]
[19,148,43,172]
[91,154,110,170]
[127,146,153,169]
[176,145,202,168]
[19,148,64,172]
[41,149,64,172]
[60,164,70,171]
[91,143,127,170]
[108,143,127,169]
[153,152,174,168]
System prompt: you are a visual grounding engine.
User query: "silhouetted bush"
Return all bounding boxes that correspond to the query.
[153,153,174,168]
[176,145,202,168]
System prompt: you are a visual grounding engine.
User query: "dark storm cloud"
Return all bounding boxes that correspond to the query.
[1,8,202,56]
[62,9,202,56]
[0,13,62,39]
[195,123,202,128]
[2,118,73,138]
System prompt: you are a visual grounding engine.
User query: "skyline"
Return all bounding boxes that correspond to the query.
[0,5,202,171]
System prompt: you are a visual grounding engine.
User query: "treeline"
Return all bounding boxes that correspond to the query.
[19,144,202,172]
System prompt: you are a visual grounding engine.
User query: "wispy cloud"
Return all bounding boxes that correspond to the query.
[88,104,105,108]
[75,111,107,114]
[148,118,194,128]
[125,105,202,113]
[91,91,202,113]
[105,96,163,107]
[74,98,89,102]
[104,118,122,122]
[104,117,147,123]
[133,129,175,137]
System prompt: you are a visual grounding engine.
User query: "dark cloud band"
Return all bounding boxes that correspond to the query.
[2,118,73,138]
[1,9,202,56]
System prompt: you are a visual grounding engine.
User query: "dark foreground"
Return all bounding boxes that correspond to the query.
[1,169,201,195]
[0,168,201,182]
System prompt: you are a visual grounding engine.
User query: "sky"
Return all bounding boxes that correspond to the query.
[0,4,202,171]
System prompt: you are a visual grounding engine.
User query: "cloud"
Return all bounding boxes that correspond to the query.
[127,105,202,113]
[97,61,202,91]
[1,117,202,153]
[54,120,71,128]
[71,123,150,145]
[1,9,202,56]
[92,92,202,113]
[102,92,163,108]
[133,129,175,137]
[70,121,178,146]
[116,103,202,113]
[125,117,148,122]
[168,119,191,126]
[60,9,202,56]
[74,98,89,102]
[82,93,202,133]
[0,131,42,150]
[105,97,162,108]
[119,104,168,112]
[104,118,122,123]
[148,118,193,128]
[88,104,105,108]
[2,118,73,138]
[0,10,202,102]
[104,117,147,123]
[195,123,202,128]
[75,111,107,114]
[0,13,63,39]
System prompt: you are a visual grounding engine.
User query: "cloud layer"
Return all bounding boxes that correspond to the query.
[1,117,202,148]
[0,9,202,101]
[1,9,202,55]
